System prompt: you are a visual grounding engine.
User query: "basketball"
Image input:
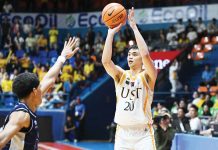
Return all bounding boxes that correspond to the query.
[102,3,127,29]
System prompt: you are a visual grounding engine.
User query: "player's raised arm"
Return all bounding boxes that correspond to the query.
[128,7,157,90]
[102,24,125,82]
[0,111,30,149]
[101,24,123,82]
[40,37,79,95]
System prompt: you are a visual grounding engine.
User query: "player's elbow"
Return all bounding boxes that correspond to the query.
[101,59,111,66]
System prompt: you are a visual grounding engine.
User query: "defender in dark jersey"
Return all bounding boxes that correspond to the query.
[0,37,79,149]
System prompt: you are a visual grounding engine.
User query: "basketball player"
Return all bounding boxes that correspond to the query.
[102,7,157,150]
[0,37,79,149]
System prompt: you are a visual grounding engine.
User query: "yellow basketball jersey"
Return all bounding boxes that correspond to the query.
[114,70,153,126]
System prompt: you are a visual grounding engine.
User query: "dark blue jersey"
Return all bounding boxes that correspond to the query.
[2,103,39,150]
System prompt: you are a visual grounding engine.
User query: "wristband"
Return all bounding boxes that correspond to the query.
[57,55,66,64]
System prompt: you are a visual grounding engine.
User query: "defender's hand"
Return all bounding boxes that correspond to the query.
[61,37,79,59]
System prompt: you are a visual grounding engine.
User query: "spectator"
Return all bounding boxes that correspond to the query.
[169,60,182,97]
[62,61,73,74]
[106,122,116,143]
[60,70,73,82]
[19,53,31,72]
[3,34,12,50]
[1,17,11,46]
[0,50,12,69]
[213,93,218,109]
[7,53,18,73]
[202,104,212,116]
[83,58,94,80]
[94,31,103,44]
[186,19,195,32]
[172,107,191,133]
[166,27,177,43]
[12,18,22,36]
[64,115,76,142]
[49,25,59,49]
[207,18,218,35]
[73,97,86,142]
[1,73,13,93]
[202,94,214,108]
[202,64,214,83]
[0,68,6,84]
[3,0,13,13]
[171,101,178,114]
[193,92,206,108]
[9,69,18,81]
[168,36,178,49]
[195,17,206,37]
[178,33,189,47]
[187,27,197,42]
[174,18,185,35]
[23,18,33,35]
[154,113,175,150]
[35,18,44,38]
[25,32,36,54]
[37,34,48,50]
[179,99,188,113]
[14,32,24,50]
[189,104,202,133]
[115,32,126,59]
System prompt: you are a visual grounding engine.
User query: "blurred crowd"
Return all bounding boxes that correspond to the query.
[0,12,135,108]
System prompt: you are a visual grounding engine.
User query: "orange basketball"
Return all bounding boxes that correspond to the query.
[102,3,127,29]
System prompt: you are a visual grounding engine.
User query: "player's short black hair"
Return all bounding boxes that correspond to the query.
[128,45,138,51]
[12,72,40,99]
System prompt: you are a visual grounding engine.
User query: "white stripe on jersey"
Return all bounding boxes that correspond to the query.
[9,132,25,150]
[114,71,153,126]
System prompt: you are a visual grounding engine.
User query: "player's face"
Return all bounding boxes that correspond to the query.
[127,49,142,69]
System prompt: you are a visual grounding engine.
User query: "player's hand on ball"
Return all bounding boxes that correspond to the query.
[108,23,123,35]
[61,37,79,59]
[128,7,137,29]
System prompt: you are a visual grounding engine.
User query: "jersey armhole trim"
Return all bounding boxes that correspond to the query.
[117,71,126,85]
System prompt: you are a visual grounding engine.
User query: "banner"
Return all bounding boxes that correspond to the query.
[150,50,181,70]
[0,4,217,29]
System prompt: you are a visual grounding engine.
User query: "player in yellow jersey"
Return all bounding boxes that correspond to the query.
[102,7,157,150]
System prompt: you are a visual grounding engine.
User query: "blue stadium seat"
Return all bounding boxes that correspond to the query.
[40,57,48,65]
[4,97,15,108]
[48,50,58,58]
[31,56,40,65]
[39,50,48,58]
[15,49,25,58]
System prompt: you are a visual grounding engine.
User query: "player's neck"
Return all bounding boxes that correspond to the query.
[130,67,142,76]
[21,99,37,112]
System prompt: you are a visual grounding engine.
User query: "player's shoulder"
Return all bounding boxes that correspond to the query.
[10,111,30,127]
